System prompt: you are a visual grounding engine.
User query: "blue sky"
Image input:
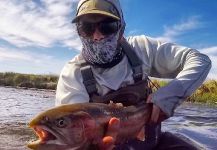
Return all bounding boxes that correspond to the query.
[0,0,216,79]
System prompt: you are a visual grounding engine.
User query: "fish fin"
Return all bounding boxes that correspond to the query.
[136,128,145,141]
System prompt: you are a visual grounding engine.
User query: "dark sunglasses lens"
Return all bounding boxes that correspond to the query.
[99,22,119,35]
[77,21,119,37]
[77,22,94,37]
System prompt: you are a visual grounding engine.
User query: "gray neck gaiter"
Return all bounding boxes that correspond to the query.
[81,31,123,67]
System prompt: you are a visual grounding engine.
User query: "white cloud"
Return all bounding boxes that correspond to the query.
[155,16,201,42]
[127,29,141,35]
[0,46,66,74]
[206,55,217,80]
[199,46,217,80]
[0,47,52,64]
[200,46,217,56]
[0,47,34,62]
[63,38,82,51]
[0,0,81,50]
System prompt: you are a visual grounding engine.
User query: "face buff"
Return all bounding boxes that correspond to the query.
[81,32,123,67]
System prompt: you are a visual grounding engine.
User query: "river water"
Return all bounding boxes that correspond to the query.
[0,86,216,150]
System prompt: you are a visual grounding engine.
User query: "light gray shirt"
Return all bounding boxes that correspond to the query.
[55,35,211,117]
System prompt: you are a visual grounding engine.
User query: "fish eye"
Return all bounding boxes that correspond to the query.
[56,118,67,128]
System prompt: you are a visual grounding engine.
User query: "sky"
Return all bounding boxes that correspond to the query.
[0,0,217,79]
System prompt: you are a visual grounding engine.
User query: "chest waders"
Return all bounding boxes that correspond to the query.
[79,39,161,149]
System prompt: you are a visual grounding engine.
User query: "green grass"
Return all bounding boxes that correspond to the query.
[187,80,217,105]
[151,79,217,105]
[0,72,58,90]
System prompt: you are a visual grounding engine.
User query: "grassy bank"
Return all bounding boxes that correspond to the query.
[0,72,216,105]
[151,79,217,105]
[0,72,58,90]
[187,80,217,105]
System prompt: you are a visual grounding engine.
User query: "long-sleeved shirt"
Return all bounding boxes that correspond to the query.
[55,35,212,117]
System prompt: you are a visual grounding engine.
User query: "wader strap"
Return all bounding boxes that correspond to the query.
[120,39,143,82]
[78,55,97,97]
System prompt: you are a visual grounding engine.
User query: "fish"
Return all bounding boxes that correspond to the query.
[27,102,152,150]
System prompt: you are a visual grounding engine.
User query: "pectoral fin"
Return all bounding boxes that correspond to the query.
[136,128,145,141]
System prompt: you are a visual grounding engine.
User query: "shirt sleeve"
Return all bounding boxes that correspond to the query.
[55,56,89,106]
[129,35,212,117]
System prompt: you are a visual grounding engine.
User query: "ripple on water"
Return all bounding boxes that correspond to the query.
[0,122,35,150]
[0,87,54,150]
[178,126,217,150]
[162,103,217,149]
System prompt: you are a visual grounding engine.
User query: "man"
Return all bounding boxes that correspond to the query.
[56,0,211,149]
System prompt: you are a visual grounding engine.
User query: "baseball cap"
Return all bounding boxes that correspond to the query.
[72,0,121,23]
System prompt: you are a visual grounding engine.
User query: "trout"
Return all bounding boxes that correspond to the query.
[27,102,152,150]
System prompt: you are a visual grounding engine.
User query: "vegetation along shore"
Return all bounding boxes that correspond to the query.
[0,72,58,90]
[0,72,216,105]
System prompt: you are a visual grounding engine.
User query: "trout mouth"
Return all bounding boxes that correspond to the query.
[34,126,56,142]
[28,125,62,149]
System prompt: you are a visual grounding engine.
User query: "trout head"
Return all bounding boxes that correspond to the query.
[27,104,96,150]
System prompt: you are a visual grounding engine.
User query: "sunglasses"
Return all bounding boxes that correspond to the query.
[76,19,120,37]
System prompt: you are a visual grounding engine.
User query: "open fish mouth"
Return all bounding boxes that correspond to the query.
[27,125,62,149]
[33,126,57,142]
[28,125,81,150]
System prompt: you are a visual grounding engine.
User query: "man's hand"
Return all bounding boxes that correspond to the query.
[147,95,168,124]
[98,117,120,150]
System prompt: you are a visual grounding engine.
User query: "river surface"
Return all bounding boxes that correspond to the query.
[0,86,216,150]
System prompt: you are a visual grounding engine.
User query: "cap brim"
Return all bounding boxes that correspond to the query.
[72,10,120,23]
